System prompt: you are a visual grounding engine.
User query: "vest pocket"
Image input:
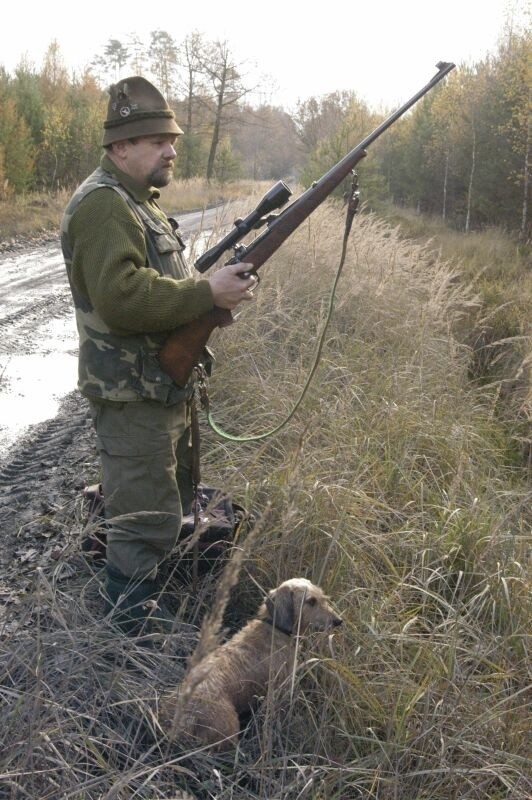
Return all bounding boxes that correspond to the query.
[139,348,189,406]
[153,232,184,254]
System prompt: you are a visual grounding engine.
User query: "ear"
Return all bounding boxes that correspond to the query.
[266,585,294,632]
[110,139,130,158]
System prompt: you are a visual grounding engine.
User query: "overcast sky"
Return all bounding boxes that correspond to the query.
[1,0,525,109]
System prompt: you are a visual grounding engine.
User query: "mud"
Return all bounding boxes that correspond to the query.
[0,233,85,602]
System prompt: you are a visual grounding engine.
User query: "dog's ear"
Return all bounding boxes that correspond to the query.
[266,585,294,633]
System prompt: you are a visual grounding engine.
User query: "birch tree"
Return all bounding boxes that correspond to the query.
[496,27,531,239]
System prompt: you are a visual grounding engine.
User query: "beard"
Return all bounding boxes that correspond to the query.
[149,163,174,188]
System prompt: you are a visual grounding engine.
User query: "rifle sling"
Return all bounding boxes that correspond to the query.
[190,386,202,589]
[198,173,360,443]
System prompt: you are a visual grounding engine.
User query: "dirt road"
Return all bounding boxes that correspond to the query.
[0,207,221,600]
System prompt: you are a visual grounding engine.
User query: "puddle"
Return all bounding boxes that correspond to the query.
[0,353,78,450]
[0,243,64,317]
[0,214,219,461]
[0,315,78,457]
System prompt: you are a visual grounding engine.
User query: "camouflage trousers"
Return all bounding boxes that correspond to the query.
[89,399,194,579]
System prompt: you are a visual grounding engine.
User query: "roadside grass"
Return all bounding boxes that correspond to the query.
[159,177,269,213]
[0,190,68,241]
[377,202,531,466]
[0,179,265,243]
[0,200,530,798]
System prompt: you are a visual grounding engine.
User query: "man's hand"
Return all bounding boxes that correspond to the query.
[208,262,258,310]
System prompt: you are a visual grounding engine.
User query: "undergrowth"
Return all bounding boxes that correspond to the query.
[0,200,530,799]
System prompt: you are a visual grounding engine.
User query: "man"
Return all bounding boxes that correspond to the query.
[61,76,256,636]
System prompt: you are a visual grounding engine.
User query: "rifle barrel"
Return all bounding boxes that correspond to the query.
[229,61,455,270]
[357,62,454,153]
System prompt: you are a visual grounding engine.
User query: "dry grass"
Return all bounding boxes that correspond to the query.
[377,202,531,468]
[159,178,271,214]
[0,190,69,242]
[0,179,266,243]
[0,199,530,798]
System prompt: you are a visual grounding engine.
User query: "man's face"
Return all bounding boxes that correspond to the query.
[115,134,178,188]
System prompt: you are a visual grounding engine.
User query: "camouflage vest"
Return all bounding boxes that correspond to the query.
[61,167,191,406]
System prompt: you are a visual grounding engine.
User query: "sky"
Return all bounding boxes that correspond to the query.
[1,0,526,110]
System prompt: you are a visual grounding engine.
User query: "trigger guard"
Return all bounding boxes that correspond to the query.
[239,270,260,283]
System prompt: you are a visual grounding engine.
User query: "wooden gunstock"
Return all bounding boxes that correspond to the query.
[158,306,233,388]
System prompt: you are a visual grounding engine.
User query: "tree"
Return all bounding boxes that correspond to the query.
[213,136,240,183]
[196,39,253,181]
[40,100,72,187]
[174,32,207,178]
[294,91,356,150]
[296,92,385,203]
[231,104,301,180]
[456,64,491,233]
[128,33,147,76]
[90,39,129,86]
[0,97,35,193]
[150,30,177,98]
[0,143,5,198]
[40,40,69,102]
[422,78,462,220]
[495,26,531,239]
[104,39,130,80]
[12,58,45,147]
[37,43,72,188]
[64,71,107,185]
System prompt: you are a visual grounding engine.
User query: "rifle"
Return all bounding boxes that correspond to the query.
[159,61,455,388]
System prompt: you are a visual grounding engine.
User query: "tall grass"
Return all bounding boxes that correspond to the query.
[0,179,267,243]
[0,190,68,243]
[0,200,530,798]
[376,202,531,468]
[159,178,270,214]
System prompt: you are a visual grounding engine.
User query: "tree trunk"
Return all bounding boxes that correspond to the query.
[182,65,194,180]
[465,127,476,233]
[520,113,530,241]
[206,72,226,182]
[442,150,450,221]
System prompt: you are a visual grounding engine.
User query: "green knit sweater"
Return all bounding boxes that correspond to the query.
[67,155,213,335]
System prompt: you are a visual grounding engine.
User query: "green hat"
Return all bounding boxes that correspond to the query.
[102,76,183,146]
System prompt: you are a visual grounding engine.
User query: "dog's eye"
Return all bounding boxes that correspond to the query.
[306,596,317,606]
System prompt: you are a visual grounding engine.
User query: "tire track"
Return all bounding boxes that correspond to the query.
[0,391,98,593]
[0,393,95,534]
[0,290,74,355]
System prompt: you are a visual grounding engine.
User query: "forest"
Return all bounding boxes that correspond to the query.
[0,24,530,238]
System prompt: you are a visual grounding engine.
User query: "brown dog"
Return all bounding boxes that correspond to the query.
[158,577,342,751]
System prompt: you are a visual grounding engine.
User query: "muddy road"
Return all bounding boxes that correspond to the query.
[0,207,221,598]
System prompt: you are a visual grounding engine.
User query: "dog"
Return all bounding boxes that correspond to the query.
[158,577,342,751]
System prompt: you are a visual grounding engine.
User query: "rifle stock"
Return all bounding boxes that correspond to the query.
[159,61,455,388]
[158,305,233,387]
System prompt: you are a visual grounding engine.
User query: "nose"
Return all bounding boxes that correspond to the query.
[332,616,343,627]
[164,142,177,159]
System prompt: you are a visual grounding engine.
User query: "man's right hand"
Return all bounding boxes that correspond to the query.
[208,262,258,310]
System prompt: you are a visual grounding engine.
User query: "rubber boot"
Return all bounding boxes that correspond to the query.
[104,565,176,638]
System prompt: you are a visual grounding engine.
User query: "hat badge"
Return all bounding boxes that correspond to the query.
[119,105,131,118]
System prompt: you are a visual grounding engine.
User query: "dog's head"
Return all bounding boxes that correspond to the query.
[264,578,342,635]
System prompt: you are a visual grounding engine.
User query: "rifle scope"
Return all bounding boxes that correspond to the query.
[195,180,292,273]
